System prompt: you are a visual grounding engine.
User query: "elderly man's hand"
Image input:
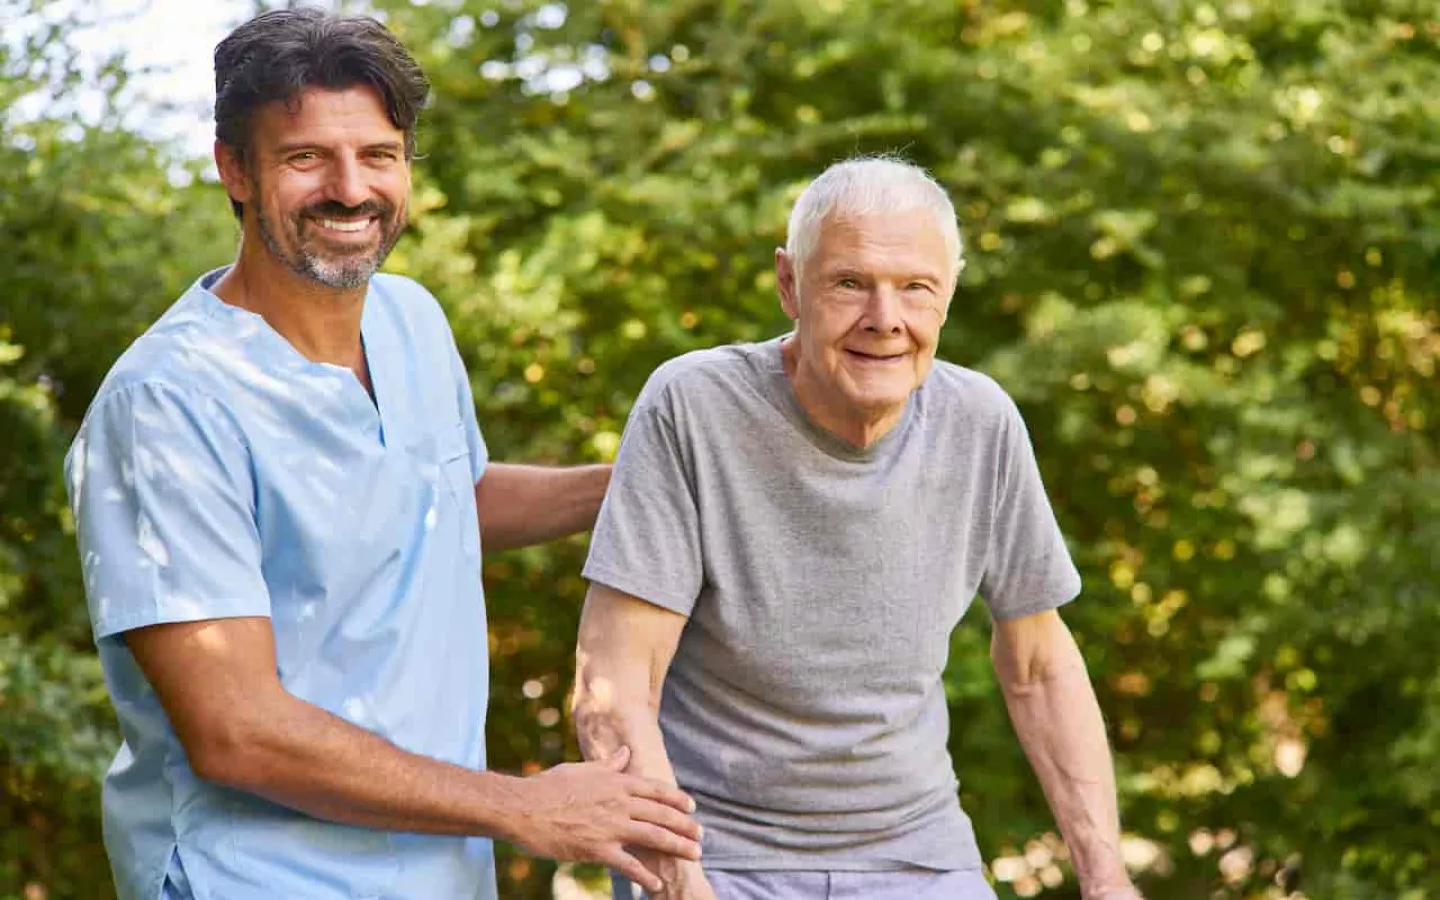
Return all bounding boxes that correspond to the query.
[635,852,717,900]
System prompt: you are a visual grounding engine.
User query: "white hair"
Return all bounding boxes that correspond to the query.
[785,155,964,287]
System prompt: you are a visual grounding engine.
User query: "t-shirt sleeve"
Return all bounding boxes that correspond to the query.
[979,399,1082,621]
[66,381,271,641]
[582,387,703,616]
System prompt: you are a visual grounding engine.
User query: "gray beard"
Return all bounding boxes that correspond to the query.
[256,208,398,289]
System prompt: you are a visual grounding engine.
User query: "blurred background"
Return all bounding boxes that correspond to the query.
[1,0,1436,897]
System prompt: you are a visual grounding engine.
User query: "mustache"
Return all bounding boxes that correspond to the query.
[299,200,393,220]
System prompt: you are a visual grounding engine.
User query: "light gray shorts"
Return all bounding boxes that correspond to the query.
[612,868,999,900]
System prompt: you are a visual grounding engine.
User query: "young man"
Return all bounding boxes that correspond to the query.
[66,10,698,900]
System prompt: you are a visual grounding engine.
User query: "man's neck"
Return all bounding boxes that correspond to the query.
[212,240,367,370]
[780,336,903,450]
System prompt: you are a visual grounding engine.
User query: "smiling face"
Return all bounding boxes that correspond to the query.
[217,85,410,290]
[777,210,955,446]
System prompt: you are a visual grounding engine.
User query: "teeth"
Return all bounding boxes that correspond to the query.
[319,218,371,232]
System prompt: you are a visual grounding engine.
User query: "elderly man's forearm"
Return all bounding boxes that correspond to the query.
[1000,664,1132,894]
[574,689,677,785]
[574,689,708,891]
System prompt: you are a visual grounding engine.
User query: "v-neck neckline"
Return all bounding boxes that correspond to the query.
[359,296,394,448]
[197,268,393,448]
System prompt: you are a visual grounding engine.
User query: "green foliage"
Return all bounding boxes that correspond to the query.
[3,0,1437,898]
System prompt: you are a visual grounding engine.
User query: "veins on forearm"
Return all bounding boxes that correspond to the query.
[1001,662,1127,886]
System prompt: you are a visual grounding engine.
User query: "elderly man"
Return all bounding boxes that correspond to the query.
[573,157,1142,900]
[64,9,698,900]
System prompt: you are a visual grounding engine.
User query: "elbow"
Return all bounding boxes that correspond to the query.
[571,670,660,758]
[569,684,602,734]
[182,716,271,791]
[572,672,652,727]
[185,730,244,788]
[991,614,1085,694]
[995,669,1041,699]
[995,651,1055,692]
[571,691,619,761]
[991,635,1040,693]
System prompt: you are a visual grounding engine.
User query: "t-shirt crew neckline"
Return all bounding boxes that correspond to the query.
[756,334,920,464]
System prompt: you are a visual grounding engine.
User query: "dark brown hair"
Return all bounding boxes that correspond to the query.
[213,8,430,218]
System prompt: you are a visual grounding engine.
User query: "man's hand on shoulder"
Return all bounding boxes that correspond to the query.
[501,746,702,894]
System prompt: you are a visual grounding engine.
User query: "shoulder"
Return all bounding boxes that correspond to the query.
[86,294,236,421]
[370,271,440,306]
[67,370,248,508]
[369,273,452,338]
[635,341,773,412]
[79,371,241,454]
[922,359,1026,428]
[77,275,261,449]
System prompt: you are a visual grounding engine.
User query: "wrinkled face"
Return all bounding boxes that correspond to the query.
[218,86,410,289]
[778,210,954,427]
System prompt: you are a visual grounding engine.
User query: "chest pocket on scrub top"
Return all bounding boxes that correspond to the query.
[437,421,480,558]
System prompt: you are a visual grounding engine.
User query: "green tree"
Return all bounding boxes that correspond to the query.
[375,1,1438,896]
[3,0,1436,898]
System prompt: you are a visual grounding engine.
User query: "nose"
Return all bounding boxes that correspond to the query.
[322,154,370,209]
[862,284,904,335]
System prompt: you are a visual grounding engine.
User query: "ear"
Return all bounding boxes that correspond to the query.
[776,248,800,321]
[214,140,254,209]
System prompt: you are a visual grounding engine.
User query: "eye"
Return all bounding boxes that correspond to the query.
[906,282,934,293]
[837,277,861,289]
[288,151,318,163]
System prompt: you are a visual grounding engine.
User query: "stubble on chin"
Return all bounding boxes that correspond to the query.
[256,210,403,289]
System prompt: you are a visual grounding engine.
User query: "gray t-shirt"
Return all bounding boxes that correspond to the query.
[583,336,1081,871]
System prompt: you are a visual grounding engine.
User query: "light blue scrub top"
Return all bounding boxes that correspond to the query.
[64,269,497,900]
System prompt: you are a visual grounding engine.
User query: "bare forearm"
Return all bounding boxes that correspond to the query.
[574,684,705,887]
[476,462,611,551]
[574,688,677,787]
[571,586,707,888]
[208,693,524,841]
[131,615,701,886]
[1001,663,1129,893]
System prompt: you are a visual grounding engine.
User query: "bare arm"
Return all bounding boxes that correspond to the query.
[573,583,684,784]
[991,610,1141,900]
[572,583,715,898]
[127,615,699,892]
[474,462,610,552]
